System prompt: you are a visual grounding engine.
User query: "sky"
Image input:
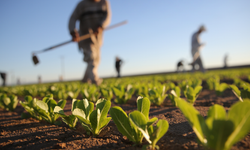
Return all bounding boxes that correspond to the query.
[0,0,250,85]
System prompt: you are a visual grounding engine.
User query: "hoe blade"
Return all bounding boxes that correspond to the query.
[32,55,39,65]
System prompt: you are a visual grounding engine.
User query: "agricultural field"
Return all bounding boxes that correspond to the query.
[1,68,250,150]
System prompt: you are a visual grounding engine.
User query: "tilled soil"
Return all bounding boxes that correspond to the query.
[0,89,250,150]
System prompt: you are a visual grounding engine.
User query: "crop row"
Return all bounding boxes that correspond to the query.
[1,68,250,150]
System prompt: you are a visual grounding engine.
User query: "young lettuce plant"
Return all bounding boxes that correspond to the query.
[19,96,42,120]
[230,84,250,101]
[81,85,100,102]
[136,83,149,97]
[68,89,80,100]
[206,76,220,90]
[100,87,113,101]
[148,85,168,106]
[175,98,250,150]
[215,82,228,96]
[183,85,202,105]
[72,98,111,137]
[34,94,66,125]
[168,86,181,107]
[0,94,18,111]
[112,84,135,104]
[54,99,79,129]
[110,97,169,149]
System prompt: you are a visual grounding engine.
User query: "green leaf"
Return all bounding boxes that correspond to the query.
[205,118,234,150]
[129,111,151,144]
[3,97,11,107]
[36,100,48,112]
[230,85,242,102]
[24,95,33,104]
[175,98,206,144]
[72,108,91,125]
[72,99,78,111]
[58,99,66,109]
[47,99,57,113]
[174,86,181,97]
[169,90,181,107]
[147,117,158,127]
[137,97,151,120]
[150,119,169,148]
[90,109,99,135]
[194,86,203,98]
[110,106,135,142]
[54,106,66,117]
[207,104,226,120]
[225,101,250,149]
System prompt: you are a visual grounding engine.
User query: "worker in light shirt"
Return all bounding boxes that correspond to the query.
[191,25,206,73]
[69,0,111,85]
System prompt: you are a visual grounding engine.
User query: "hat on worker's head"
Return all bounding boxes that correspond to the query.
[199,25,206,32]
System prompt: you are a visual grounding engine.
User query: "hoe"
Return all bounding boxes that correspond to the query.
[32,20,127,65]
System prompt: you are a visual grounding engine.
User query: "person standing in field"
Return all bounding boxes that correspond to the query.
[115,56,123,78]
[224,53,228,69]
[0,72,6,86]
[190,25,206,73]
[69,0,111,85]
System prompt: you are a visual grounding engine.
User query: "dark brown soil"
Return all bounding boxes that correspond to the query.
[1,89,250,150]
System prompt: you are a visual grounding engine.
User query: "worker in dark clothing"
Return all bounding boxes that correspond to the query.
[177,60,185,73]
[0,72,7,86]
[115,57,122,78]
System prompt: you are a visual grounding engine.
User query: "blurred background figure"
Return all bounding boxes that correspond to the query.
[17,78,21,85]
[38,75,42,84]
[59,75,63,82]
[190,25,206,73]
[176,60,185,73]
[224,53,229,69]
[0,72,7,86]
[115,56,123,78]
[68,0,111,85]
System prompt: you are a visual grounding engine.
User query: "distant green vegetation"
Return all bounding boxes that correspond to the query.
[1,67,250,150]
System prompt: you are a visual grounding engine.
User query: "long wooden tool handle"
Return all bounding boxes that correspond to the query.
[33,20,128,54]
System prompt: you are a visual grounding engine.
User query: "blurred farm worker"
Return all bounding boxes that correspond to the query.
[190,25,206,73]
[176,60,185,73]
[115,56,123,78]
[69,0,111,85]
[224,53,228,69]
[0,72,6,86]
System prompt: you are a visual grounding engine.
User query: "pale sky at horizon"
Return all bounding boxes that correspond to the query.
[0,0,250,85]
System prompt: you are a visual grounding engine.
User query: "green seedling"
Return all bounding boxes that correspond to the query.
[176,98,250,150]
[136,84,149,97]
[0,94,18,111]
[168,89,182,107]
[100,87,113,101]
[183,85,202,105]
[19,96,42,120]
[215,82,228,96]
[112,84,135,104]
[72,98,111,137]
[207,76,220,90]
[145,119,169,150]
[230,84,250,101]
[34,94,66,125]
[54,99,80,129]
[55,89,68,100]
[148,85,168,106]
[110,97,168,148]
[68,89,80,99]
[23,86,38,97]
[81,85,100,102]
